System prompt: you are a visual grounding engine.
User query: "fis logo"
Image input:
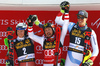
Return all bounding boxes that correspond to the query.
[75,46,79,48]
[25,55,28,59]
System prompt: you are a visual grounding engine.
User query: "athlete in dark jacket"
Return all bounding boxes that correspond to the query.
[4,23,35,66]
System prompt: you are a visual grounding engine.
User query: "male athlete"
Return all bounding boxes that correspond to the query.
[55,1,99,66]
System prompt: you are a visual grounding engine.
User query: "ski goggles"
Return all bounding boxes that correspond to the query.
[77,16,85,19]
[16,27,26,30]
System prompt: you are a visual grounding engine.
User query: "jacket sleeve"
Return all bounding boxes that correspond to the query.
[90,30,99,62]
[55,12,69,45]
[28,27,44,47]
[55,12,65,26]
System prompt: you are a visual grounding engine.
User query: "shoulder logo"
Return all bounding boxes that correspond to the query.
[74,25,77,28]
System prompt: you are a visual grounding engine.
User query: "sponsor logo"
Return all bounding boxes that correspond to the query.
[91,18,100,28]
[0,59,18,64]
[0,45,7,50]
[79,11,84,15]
[0,19,27,25]
[44,48,61,56]
[75,46,79,48]
[70,44,83,50]
[72,29,85,38]
[0,19,8,25]
[15,59,18,64]
[0,19,55,26]
[25,55,28,59]
[74,25,77,28]
[36,45,43,51]
[0,31,7,37]
[15,39,31,49]
[0,31,7,40]
[44,49,55,56]
[45,41,56,49]
[0,59,5,64]
[62,46,68,51]
[40,20,56,25]
[35,59,44,64]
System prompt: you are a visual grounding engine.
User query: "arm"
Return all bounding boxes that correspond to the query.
[83,30,99,66]
[90,30,99,61]
[55,1,70,26]
[27,15,44,47]
[56,1,70,45]
[55,12,64,26]
[28,27,44,47]
[60,13,69,45]
[4,38,9,49]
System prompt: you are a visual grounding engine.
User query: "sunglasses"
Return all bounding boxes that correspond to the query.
[77,16,85,19]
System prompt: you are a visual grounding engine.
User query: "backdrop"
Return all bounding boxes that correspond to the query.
[0,11,100,66]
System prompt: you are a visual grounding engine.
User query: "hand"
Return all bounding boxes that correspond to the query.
[6,60,10,65]
[4,38,9,48]
[27,15,37,26]
[60,58,65,66]
[34,19,40,26]
[82,59,93,66]
[60,1,70,13]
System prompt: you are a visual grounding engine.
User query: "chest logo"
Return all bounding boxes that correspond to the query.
[72,29,85,38]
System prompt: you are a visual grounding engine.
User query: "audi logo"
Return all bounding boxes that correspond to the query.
[0,45,7,50]
[36,45,43,51]
[44,49,54,56]
[62,46,68,51]
[35,59,44,64]
[44,48,61,56]
[0,59,18,64]
[0,59,5,64]
[15,59,18,64]
[0,31,7,37]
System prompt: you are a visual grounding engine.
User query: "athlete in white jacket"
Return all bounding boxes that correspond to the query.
[55,1,99,66]
[27,13,69,66]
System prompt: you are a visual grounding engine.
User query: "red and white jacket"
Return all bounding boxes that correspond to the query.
[28,12,69,66]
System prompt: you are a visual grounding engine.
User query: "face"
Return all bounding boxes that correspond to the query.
[44,27,53,38]
[77,15,88,26]
[17,30,25,38]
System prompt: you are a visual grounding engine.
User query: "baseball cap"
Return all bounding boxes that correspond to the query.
[77,10,88,18]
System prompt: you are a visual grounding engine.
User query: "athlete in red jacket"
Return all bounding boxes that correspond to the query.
[27,14,69,66]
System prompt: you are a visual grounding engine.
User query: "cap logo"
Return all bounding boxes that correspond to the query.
[44,23,48,27]
[51,24,55,28]
[79,11,84,15]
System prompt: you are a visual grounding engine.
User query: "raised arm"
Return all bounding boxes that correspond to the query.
[27,15,44,47]
[55,12,64,26]
[55,1,70,26]
[56,1,70,45]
